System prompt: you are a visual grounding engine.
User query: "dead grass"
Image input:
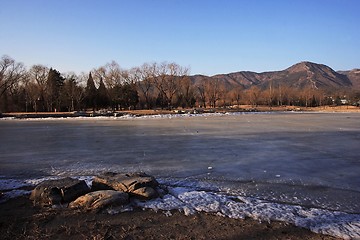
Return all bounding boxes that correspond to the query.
[0,196,340,240]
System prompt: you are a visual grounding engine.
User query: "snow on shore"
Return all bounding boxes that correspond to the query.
[137,186,360,239]
[0,111,277,121]
[1,176,359,239]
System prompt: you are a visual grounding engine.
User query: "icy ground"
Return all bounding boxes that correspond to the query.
[1,112,360,238]
[1,177,360,239]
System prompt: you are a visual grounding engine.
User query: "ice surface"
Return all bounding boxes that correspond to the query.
[0,190,31,203]
[0,178,30,191]
[137,186,360,239]
[1,175,360,239]
[1,112,360,238]
[0,111,273,122]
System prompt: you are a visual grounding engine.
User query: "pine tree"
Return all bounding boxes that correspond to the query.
[84,73,97,110]
[46,68,64,112]
[97,78,110,109]
[121,84,139,110]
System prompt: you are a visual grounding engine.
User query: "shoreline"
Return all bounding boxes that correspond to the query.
[0,196,339,240]
[1,105,360,119]
[1,175,359,239]
[1,110,359,239]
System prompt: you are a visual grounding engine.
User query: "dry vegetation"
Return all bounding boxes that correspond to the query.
[1,55,360,114]
[0,196,339,240]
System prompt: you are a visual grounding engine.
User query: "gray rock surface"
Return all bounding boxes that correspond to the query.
[30,178,90,206]
[92,172,159,199]
[69,190,129,210]
[132,187,158,199]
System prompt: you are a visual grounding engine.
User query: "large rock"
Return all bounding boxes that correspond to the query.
[92,172,159,199]
[132,187,158,200]
[30,178,90,206]
[69,190,129,210]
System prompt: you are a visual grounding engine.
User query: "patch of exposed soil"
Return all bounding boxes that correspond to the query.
[0,196,339,240]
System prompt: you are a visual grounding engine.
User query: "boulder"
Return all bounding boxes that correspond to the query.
[92,172,159,199]
[30,178,90,206]
[132,187,158,199]
[69,190,129,210]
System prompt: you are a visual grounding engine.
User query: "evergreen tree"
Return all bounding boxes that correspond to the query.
[62,76,83,111]
[46,68,64,112]
[97,77,110,109]
[120,84,139,110]
[84,73,97,110]
[110,85,122,110]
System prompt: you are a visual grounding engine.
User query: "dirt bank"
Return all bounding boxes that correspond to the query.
[0,196,339,240]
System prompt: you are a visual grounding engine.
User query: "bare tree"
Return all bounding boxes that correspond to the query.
[196,79,207,108]
[246,86,261,107]
[178,75,196,108]
[300,86,318,107]
[75,72,89,109]
[153,62,189,109]
[168,63,189,108]
[133,63,155,109]
[93,61,131,110]
[26,64,49,111]
[93,61,125,88]
[229,86,243,109]
[206,79,224,108]
[62,72,84,111]
[23,80,38,112]
[263,81,275,107]
[29,65,48,87]
[280,85,296,106]
[0,55,27,111]
[276,83,283,106]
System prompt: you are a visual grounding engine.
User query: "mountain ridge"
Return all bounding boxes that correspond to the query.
[190,61,359,91]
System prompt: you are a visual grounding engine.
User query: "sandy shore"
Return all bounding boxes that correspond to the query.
[0,196,339,240]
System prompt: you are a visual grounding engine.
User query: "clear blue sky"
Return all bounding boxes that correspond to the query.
[0,0,359,76]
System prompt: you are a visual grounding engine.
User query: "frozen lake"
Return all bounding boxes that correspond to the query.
[1,112,360,238]
[1,112,360,209]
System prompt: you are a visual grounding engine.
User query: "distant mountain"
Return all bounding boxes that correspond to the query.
[338,69,360,90]
[190,61,358,91]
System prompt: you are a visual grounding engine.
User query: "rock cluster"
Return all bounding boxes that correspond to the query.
[69,190,129,210]
[92,172,159,199]
[30,172,160,210]
[30,178,90,207]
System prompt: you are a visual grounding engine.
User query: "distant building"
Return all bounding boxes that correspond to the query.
[340,99,348,105]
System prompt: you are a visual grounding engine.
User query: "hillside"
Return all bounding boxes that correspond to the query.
[190,61,358,91]
[338,69,360,90]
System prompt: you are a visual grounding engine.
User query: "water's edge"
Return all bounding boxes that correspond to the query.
[1,175,359,239]
[1,112,360,239]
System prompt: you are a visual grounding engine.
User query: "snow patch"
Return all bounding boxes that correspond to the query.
[0,190,31,203]
[0,111,276,121]
[0,179,31,191]
[137,186,360,239]
[1,176,359,239]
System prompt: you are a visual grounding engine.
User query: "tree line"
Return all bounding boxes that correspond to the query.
[1,55,359,113]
